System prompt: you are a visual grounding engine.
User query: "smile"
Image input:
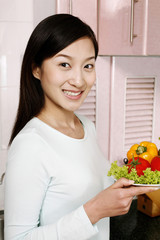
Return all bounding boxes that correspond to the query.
[63,90,82,96]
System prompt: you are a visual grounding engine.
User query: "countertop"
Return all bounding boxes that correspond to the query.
[110,199,160,240]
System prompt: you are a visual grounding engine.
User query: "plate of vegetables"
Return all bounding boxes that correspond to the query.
[108,141,160,186]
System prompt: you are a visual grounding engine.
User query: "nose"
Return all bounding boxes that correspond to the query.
[68,68,85,88]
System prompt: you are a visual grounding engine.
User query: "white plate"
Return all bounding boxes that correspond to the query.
[112,177,160,188]
[132,183,160,188]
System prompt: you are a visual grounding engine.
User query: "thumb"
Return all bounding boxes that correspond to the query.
[111,177,134,189]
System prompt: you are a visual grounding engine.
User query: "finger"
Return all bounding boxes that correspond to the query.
[111,177,134,189]
[125,186,159,198]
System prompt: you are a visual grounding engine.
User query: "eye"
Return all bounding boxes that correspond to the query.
[60,63,70,68]
[84,64,94,70]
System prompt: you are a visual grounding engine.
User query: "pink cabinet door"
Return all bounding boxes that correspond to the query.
[147,0,160,55]
[98,0,146,55]
[56,0,97,37]
[95,57,111,159]
[108,57,160,163]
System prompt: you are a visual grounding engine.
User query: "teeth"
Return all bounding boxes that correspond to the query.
[63,90,81,96]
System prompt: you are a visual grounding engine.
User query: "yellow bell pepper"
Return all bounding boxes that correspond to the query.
[127,141,158,164]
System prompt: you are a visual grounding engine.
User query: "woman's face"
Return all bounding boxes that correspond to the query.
[33,37,96,113]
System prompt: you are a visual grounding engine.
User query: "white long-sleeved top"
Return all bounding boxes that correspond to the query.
[4,115,112,240]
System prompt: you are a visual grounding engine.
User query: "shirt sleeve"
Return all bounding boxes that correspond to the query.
[4,133,98,240]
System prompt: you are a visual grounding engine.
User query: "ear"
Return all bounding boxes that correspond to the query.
[32,64,41,80]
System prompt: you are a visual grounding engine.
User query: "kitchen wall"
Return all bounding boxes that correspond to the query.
[0,0,56,210]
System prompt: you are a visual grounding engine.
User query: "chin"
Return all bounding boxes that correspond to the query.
[65,104,82,113]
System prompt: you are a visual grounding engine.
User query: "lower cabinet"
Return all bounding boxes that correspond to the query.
[96,56,160,164]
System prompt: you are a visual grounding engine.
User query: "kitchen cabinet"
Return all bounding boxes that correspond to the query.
[78,56,160,162]
[56,0,97,37]
[57,0,160,56]
[98,0,160,56]
[107,57,160,163]
[147,0,160,55]
[95,57,111,158]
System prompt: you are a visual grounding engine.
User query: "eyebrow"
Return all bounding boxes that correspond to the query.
[55,54,95,61]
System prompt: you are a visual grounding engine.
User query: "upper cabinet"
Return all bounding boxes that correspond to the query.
[56,0,98,37]
[146,0,160,55]
[99,0,145,55]
[99,0,160,56]
[57,0,160,56]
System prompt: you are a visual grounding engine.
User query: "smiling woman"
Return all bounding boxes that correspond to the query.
[4,13,158,240]
[8,14,98,144]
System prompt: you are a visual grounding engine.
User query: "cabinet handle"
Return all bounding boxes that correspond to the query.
[69,0,72,14]
[130,0,138,43]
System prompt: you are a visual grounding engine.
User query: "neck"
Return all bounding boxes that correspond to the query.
[36,106,84,139]
[37,105,77,129]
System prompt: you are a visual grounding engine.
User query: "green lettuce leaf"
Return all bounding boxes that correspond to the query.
[107,161,160,184]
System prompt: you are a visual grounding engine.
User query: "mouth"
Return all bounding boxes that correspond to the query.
[63,90,82,96]
[63,90,83,99]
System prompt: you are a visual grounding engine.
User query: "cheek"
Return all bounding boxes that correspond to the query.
[40,70,59,87]
[86,73,96,88]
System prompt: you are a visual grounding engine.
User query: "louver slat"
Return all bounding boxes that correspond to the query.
[124,78,155,151]
[75,83,96,123]
[126,104,153,111]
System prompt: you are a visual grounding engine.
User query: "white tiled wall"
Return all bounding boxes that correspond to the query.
[0,0,56,210]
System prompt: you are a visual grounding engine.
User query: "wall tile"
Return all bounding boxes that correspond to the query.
[0,150,7,174]
[0,150,6,210]
[33,0,56,27]
[0,86,19,150]
[0,53,21,87]
[0,185,4,210]
[0,22,33,87]
[0,0,33,22]
[0,22,33,54]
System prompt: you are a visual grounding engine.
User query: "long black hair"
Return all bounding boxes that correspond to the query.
[9,14,98,145]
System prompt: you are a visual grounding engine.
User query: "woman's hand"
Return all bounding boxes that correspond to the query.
[84,177,158,224]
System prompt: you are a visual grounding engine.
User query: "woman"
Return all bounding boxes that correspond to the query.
[4,14,158,240]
